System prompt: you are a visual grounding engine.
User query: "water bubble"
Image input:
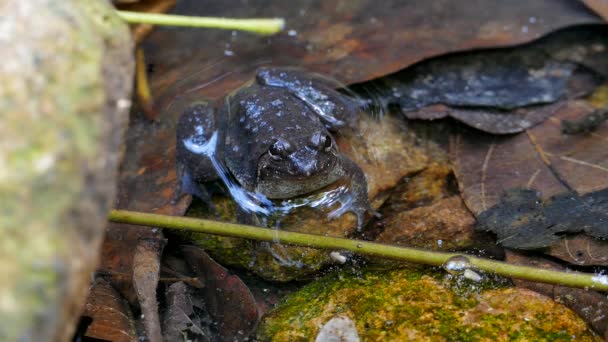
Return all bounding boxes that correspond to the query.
[443,255,472,275]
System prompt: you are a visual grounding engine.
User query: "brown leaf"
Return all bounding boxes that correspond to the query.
[506,251,608,338]
[361,27,606,134]
[451,100,608,260]
[181,246,259,340]
[528,101,608,195]
[451,100,608,213]
[451,125,567,215]
[145,0,602,92]
[581,0,608,21]
[404,103,564,135]
[162,281,213,342]
[82,279,137,342]
[548,235,608,266]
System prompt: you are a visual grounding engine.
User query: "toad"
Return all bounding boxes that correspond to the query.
[176,67,374,227]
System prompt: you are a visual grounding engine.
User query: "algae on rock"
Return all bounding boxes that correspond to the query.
[258,268,599,341]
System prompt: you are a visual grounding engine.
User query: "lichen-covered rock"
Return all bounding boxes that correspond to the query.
[181,113,429,281]
[258,268,599,341]
[0,1,133,340]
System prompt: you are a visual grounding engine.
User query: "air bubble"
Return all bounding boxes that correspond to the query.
[443,255,472,275]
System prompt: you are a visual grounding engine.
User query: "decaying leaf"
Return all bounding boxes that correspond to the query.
[581,0,608,21]
[82,279,137,342]
[181,246,259,340]
[476,188,608,249]
[451,99,608,262]
[355,26,607,134]
[146,0,602,93]
[162,281,213,342]
[548,235,608,265]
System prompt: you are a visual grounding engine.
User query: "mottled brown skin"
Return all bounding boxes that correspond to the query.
[176,67,372,224]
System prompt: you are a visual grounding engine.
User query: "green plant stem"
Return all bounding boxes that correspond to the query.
[116,10,285,35]
[108,209,608,291]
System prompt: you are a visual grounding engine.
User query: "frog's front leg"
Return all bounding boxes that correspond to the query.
[175,102,222,206]
[255,67,363,131]
[328,156,379,230]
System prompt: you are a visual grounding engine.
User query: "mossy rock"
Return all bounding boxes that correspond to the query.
[258,268,599,341]
[0,1,133,340]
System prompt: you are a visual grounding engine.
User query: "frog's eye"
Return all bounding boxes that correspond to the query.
[323,135,332,151]
[269,139,291,160]
[311,132,333,152]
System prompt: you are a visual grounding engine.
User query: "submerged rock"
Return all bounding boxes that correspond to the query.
[258,268,599,341]
[180,113,429,281]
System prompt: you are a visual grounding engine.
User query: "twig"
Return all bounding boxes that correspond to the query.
[108,209,608,291]
[116,10,285,35]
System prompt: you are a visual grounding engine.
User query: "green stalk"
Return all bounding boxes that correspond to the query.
[108,209,608,291]
[116,10,285,35]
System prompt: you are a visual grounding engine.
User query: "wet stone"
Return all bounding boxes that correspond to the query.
[258,268,599,341]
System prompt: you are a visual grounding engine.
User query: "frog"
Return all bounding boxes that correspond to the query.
[176,67,374,228]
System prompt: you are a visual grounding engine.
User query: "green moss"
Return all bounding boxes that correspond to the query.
[258,268,599,341]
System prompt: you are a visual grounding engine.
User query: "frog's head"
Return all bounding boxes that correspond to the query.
[255,130,341,199]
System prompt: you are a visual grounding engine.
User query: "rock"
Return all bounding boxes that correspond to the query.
[258,268,599,341]
[0,1,134,340]
[376,195,476,250]
[180,113,429,281]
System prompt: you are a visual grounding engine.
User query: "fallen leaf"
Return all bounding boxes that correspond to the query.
[356,26,606,134]
[146,0,602,93]
[451,99,608,263]
[162,281,213,342]
[82,278,137,342]
[451,100,608,212]
[476,188,608,249]
[581,0,608,21]
[548,235,608,265]
[181,246,259,340]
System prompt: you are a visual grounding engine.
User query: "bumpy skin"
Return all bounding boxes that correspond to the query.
[176,67,372,224]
